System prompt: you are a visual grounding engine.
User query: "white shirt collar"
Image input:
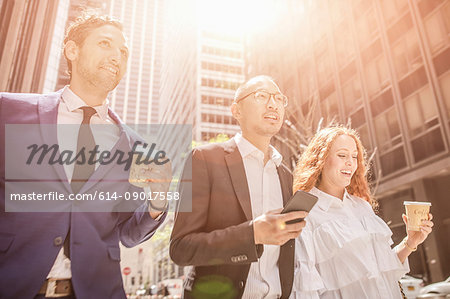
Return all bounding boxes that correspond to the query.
[61,86,110,121]
[234,132,282,167]
[310,186,352,212]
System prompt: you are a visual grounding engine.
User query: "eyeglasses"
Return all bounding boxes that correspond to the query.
[235,89,288,107]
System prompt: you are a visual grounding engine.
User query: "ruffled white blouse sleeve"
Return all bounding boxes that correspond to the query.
[291,187,409,299]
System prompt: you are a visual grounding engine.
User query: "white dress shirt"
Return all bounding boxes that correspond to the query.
[47,86,120,279]
[56,86,120,181]
[292,187,409,299]
[235,133,284,299]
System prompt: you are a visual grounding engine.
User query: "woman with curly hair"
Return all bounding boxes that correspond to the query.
[291,126,433,299]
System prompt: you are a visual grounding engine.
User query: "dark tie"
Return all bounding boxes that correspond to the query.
[70,106,97,194]
[65,106,97,258]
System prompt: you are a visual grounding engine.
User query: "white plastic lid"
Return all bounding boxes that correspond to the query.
[403,201,432,206]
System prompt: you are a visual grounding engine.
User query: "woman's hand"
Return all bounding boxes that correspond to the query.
[403,213,434,248]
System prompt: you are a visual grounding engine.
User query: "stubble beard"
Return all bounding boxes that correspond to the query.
[78,63,121,92]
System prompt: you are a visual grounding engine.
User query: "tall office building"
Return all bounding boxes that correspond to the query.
[246,0,450,282]
[155,0,245,285]
[196,31,244,140]
[159,1,244,142]
[108,0,165,125]
[0,0,70,93]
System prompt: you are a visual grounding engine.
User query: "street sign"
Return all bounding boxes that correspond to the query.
[123,267,131,276]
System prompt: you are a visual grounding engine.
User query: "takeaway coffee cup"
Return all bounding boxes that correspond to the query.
[403,201,431,231]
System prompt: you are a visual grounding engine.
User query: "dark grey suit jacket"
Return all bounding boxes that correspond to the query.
[170,139,294,299]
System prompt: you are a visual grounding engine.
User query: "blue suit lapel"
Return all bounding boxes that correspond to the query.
[37,90,73,194]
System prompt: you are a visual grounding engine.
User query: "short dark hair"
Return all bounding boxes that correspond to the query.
[63,12,123,77]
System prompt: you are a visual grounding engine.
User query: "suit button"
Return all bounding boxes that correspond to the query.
[54,236,63,246]
[239,281,244,288]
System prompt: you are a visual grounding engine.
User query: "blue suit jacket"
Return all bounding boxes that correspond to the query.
[0,90,165,299]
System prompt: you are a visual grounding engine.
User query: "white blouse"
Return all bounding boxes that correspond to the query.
[291,187,409,299]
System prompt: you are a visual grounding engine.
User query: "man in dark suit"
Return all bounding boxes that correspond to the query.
[0,14,170,298]
[170,76,307,298]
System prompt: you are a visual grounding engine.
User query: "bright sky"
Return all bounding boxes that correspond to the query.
[196,0,279,36]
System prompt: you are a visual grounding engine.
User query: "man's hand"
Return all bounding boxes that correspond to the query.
[129,160,172,218]
[253,208,307,246]
[137,160,172,194]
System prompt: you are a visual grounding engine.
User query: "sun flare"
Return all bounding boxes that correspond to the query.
[196,0,277,36]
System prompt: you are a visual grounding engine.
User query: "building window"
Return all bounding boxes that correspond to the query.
[200,78,240,90]
[438,71,450,120]
[403,85,445,162]
[355,8,378,45]
[329,0,346,24]
[349,107,371,150]
[392,30,423,78]
[320,92,339,122]
[299,61,315,102]
[350,107,365,128]
[424,1,450,54]
[403,85,439,137]
[434,39,450,77]
[202,95,233,107]
[309,2,327,41]
[365,54,389,96]
[334,20,355,67]
[373,107,402,153]
[379,146,407,176]
[201,113,234,126]
[398,66,428,99]
[315,39,333,86]
[342,75,362,114]
[358,124,371,150]
[340,60,357,84]
[380,0,408,24]
[410,127,445,162]
[201,60,242,74]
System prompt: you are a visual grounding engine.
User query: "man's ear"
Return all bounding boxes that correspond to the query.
[231,102,241,121]
[64,40,79,62]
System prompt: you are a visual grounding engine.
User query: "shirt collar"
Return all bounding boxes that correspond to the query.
[61,86,110,121]
[234,132,282,167]
[310,186,351,212]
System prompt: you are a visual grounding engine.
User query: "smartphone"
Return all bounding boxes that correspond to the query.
[281,190,318,224]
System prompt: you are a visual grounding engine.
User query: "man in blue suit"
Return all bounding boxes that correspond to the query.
[0,14,170,298]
